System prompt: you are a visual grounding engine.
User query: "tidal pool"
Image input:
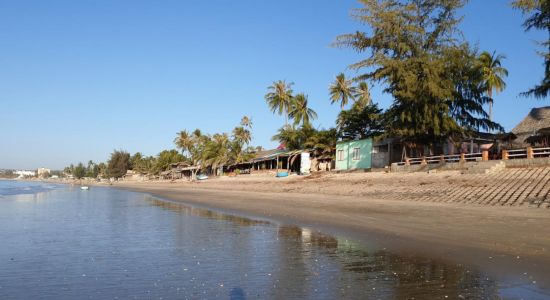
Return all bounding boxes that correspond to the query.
[0,181,548,299]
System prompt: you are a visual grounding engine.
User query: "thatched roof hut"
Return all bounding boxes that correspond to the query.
[511,106,550,147]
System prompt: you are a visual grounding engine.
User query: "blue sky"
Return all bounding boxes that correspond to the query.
[0,0,546,169]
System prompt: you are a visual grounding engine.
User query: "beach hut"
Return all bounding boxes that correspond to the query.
[335,138,373,171]
[512,107,550,147]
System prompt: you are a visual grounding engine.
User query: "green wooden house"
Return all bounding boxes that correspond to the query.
[335,138,373,170]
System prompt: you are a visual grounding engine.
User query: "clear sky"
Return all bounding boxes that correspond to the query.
[0,0,547,170]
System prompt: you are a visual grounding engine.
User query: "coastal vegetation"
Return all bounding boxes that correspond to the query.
[0,169,16,179]
[73,163,86,180]
[337,103,385,140]
[478,51,509,121]
[512,0,550,99]
[335,0,503,149]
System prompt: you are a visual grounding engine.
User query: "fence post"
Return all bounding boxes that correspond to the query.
[482,150,489,161]
[421,157,427,165]
[527,147,534,159]
[502,149,508,160]
[405,158,410,166]
[440,155,445,163]
[460,153,465,162]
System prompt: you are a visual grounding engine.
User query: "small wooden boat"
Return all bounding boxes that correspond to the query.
[80,186,89,190]
[276,172,289,178]
[196,174,209,180]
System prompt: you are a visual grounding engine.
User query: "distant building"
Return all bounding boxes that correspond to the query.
[37,168,51,177]
[14,170,36,178]
[335,138,373,171]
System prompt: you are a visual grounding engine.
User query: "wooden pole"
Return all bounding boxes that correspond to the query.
[421,157,427,165]
[527,147,534,159]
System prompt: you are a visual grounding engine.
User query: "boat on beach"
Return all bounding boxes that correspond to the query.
[196,174,208,180]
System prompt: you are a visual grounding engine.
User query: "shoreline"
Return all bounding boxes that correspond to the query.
[33,174,550,286]
[44,169,550,261]
[110,179,550,264]
[111,181,550,288]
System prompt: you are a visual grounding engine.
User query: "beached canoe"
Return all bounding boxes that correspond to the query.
[196,175,209,180]
[276,172,288,178]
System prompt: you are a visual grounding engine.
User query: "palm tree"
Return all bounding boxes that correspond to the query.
[478,51,508,121]
[272,123,316,151]
[204,133,231,174]
[329,73,356,109]
[232,126,252,146]
[183,129,206,180]
[289,93,318,126]
[240,116,253,129]
[174,130,192,156]
[353,82,372,108]
[265,80,294,125]
[272,125,302,150]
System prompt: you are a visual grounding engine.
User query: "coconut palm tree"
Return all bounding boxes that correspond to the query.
[204,133,231,174]
[265,80,294,125]
[353,82,372,108]
[184,129,207,180]
[232,126,251,146]
[478,51,508,121]
[240,116,253,129]
[174,130,192,156]
[329,73,356,109]
[288,93,318,126]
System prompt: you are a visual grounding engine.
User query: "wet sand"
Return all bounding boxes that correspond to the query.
[112,174,550,262]
[88,170,549,291]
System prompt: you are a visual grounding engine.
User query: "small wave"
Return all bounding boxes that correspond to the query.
[0,181,60,196]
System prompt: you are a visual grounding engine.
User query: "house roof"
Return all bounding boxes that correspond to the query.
[231,148,310,165]
[512,106,550,145]
[250,149,287,163]
[170,162,191,168]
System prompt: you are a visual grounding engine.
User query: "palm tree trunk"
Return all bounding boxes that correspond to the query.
[488,89,493,122]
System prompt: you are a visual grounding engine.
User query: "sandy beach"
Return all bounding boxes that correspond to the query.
[109,168,550,266]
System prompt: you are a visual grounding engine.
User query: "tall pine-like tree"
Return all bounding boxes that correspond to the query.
[335,0,501,147]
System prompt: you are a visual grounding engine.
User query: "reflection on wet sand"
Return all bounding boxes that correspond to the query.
[276,225,499,299]
[149,197,271,227]
[148,197,504,299]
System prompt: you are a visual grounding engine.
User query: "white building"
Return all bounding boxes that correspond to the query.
[14,170,36,178]
[37,168,51,177]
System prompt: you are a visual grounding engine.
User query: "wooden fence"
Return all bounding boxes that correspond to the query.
[397,146,550,165]
[502,147,550,160]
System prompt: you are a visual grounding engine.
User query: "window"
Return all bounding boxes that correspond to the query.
[337,150,344,161]
[373,145,388,154]
[352,148,361,160]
